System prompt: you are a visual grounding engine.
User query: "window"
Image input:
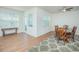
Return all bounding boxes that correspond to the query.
[43,15,50,27]
[0,11,19,28]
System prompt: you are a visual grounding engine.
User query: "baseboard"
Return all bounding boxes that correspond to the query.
[35,31,53,38]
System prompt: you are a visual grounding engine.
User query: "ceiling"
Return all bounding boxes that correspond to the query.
[1,6,79,13]
[39,6,79,13]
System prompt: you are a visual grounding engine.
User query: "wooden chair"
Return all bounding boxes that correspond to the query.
[63,25,68,31]
[66,26,77,42]
[55,25,59,37]
[57,28,68,45]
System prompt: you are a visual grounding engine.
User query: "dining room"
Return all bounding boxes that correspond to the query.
[0,6,79,52]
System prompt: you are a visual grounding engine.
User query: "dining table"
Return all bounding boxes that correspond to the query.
[56,27,72,44]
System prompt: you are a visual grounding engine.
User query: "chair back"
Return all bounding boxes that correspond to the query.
[63,25,68,30]
[55,25,58,36]
[72,26,77,35]
[57,28,66,39]
[55,25,58,29]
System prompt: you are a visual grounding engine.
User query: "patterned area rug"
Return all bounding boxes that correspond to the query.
[28,35,79,52]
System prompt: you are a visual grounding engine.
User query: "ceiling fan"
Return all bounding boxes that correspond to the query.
[62,7,73,12]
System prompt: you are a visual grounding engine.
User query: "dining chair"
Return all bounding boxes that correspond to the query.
[57,28,67,45]
[63,25,68,31]
[55,25,59,37]
[71,26,77,41]
[66,26,77,42]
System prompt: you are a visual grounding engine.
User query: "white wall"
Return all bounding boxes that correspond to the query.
[18,12,25,33]
[24,8,37,37]
[24,7,52,37]
[37,8,52,36]
[52,10,79,34]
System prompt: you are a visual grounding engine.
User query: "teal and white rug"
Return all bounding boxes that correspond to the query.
[28,35,79,52]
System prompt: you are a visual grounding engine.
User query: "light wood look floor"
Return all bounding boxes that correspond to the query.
[0,31,54,52]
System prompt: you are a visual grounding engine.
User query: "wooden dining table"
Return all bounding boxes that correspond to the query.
[56,27,72,44]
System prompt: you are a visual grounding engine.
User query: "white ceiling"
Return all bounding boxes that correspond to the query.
[39,6,79,13]
[1,6,79,13]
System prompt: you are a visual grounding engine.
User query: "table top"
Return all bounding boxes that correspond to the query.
[1,27,18,30]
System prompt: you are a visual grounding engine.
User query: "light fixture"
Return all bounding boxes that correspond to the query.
[62,7,73,12]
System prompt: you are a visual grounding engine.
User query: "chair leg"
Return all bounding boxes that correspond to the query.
[57,38,59,43]
[73,37,75,42]
[57,37,60,43]
[64,42,65,45]
[63,37,67,45]
[63,39,66,45]
[72,36,75,42]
